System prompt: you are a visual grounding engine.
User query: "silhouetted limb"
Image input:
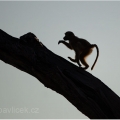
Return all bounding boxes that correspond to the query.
[0,29,120,119]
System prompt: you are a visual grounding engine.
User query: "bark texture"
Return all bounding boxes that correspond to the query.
[0,29,120,119]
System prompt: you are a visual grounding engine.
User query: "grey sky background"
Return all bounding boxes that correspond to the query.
[0,1,120,119]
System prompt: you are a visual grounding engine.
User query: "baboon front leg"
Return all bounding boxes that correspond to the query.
[68,52,81,67]
[76,52,81,67]
[68,57,76,62]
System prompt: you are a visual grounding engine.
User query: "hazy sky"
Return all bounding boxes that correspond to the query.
[0,1,120,119]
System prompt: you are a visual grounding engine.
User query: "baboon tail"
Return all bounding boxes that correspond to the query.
[91,44,99,70]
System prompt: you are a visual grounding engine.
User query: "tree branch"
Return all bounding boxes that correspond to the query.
[0,29,120,119]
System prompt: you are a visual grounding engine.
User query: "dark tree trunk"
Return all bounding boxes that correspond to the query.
[0,29,120,119]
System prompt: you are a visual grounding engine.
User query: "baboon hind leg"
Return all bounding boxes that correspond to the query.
[80,48,93,69]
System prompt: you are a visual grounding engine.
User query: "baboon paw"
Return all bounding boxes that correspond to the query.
[68,57,71,60]
[78,64,82,67]
[82,66,89,70]
[58,40,63,44]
